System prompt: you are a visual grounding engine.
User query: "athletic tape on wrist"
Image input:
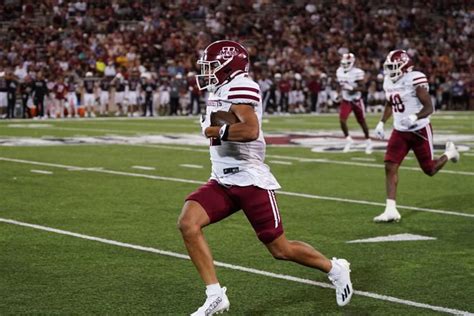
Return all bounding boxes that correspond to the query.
[219,124,229,141]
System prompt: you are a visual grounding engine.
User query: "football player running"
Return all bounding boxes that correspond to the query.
[336,53,372,154]
[178,40,353,316]
[373,50,459,222]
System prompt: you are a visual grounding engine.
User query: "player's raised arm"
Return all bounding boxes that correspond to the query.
[204,104,259,142]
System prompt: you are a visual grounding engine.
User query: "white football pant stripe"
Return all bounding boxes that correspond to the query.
[268,190,280,228]
[426,124,434,160]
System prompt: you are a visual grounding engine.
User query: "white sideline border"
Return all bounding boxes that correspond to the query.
[0,217,471,315]
[0,157,472,219]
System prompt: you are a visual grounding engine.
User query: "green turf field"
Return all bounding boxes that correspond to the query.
[0,112,473,315]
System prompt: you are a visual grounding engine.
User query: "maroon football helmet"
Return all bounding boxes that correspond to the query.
[340,53,355,72]
[196,40,250,91]
[383,50,414,82]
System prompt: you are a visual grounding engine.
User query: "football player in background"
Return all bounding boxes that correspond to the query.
[126,70,141,117]
[66,75,79,118]
[0,71,7,118]
[112,72,126,116]
[373,50,459,222]
[99,76,111,115]
[336,53,372,154]
[82,72,96,117]
[53,76,67,118]
[141,73,157,116]
[178,40,353,316]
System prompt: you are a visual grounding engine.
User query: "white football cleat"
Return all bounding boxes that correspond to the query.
[444,141,459,163]
[373,208,401,222]
[191,287,230,316]
[328,258,353,306]
[343,137,353,153]
[365,139,373,155]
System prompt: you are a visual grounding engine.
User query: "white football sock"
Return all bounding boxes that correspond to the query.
[386,199,396,211]
[206,283,221,296]
[444,150,455,160]
[328,260,341,277]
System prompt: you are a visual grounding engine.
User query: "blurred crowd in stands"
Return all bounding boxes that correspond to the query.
[0,0,472,119]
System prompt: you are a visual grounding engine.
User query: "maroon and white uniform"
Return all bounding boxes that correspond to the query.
[54,83,67,100]
[207,73,280,190]
[383,71,430,132]
[187,72,283,243]
[336,66,366,122]
[384,71,435,173]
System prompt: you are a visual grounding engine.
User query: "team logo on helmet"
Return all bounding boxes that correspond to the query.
[220,47,238,60]
[399,52,409,62]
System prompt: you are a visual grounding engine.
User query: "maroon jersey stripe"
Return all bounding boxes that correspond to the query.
[413,76,426,81]
[414,81,428,85]
[228,94,260,101]
[229,87,260,93]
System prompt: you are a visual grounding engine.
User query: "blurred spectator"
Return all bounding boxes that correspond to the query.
[0,0,471,119]
[32,72,48,119]
[157,78,169,116]
[143,73,157,116]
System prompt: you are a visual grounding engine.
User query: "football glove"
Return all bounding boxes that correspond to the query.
[400,114,418,129]
[374,121,385,139]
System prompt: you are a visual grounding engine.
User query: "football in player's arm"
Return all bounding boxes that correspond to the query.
[202,104,259,142]
[373,50,459,223]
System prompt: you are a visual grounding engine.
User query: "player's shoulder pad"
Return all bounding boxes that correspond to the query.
[407,71,428,87]
[225,76,261,105]
[353,67,365,79]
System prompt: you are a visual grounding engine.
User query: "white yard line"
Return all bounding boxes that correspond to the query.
[350,157,376,162]
[270,154,474,176]
[132,166,156,171]
[269,160,293,165]
[179,164,203,169]
[0,217,471,315]
[1,157,472,219]
[132,144,474,176]
[30,169,53,175]
[6,124,193,135]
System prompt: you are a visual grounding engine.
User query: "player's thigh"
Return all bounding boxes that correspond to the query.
[183,180,239,225]
[236,187,284,244]
[339,100,352,121]
[412,125,435,173]
[352,99,366,123]
[384,130,411,164]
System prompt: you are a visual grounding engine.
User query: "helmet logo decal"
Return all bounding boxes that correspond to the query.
[400,52,409,62]
[220,47,238,60]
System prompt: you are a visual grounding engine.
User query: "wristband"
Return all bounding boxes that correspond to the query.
[219,124,230,141]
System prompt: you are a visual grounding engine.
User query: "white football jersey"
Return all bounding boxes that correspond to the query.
[336,66,365,101]
[205,73,281,190]
[383,71,430,132]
